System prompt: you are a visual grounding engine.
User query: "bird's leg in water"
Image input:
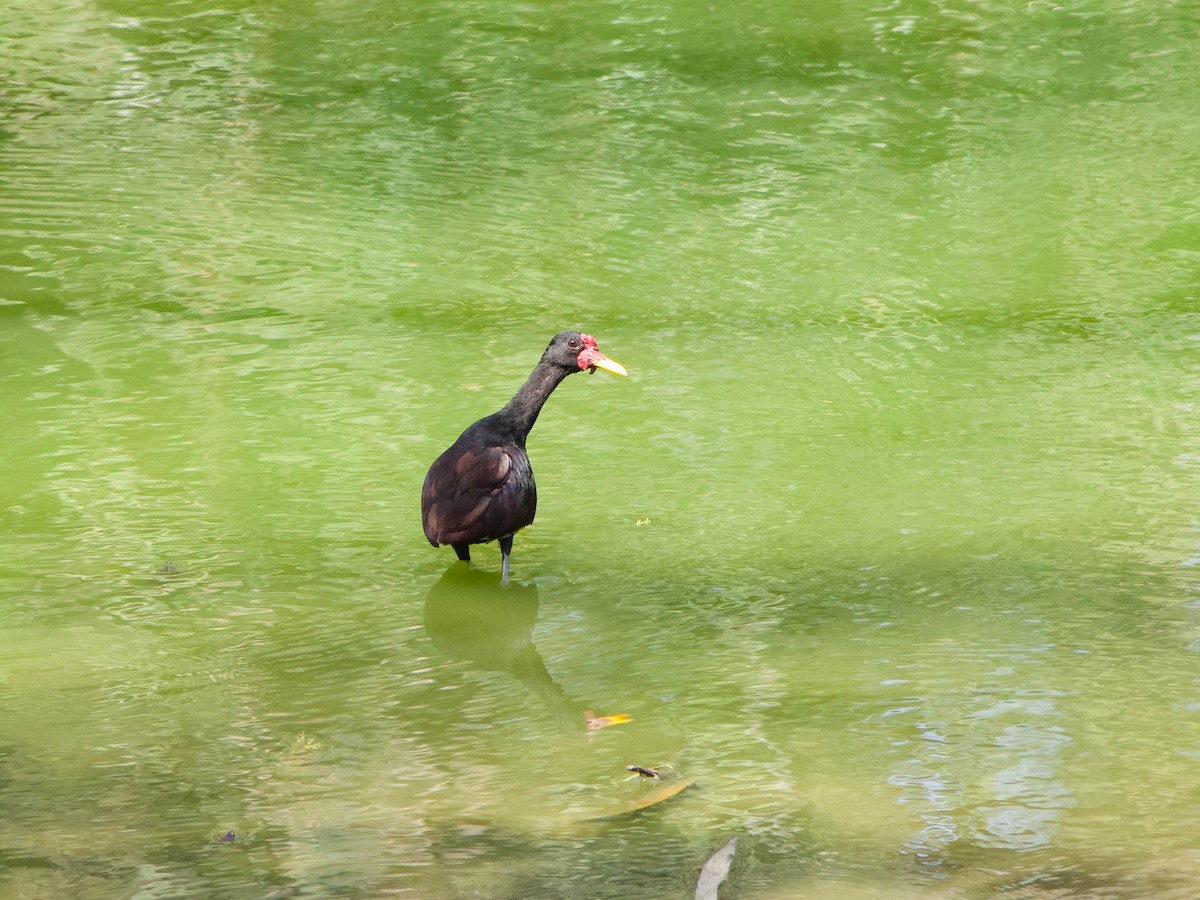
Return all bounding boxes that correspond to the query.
[499,535,513,586]
[452,543,470,563]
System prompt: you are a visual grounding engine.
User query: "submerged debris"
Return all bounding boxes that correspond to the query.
[587,777,695,821]
[284,732,324,759]
[695,836,737,900]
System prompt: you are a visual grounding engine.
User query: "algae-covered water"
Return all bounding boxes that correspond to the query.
[4,0,1200,896]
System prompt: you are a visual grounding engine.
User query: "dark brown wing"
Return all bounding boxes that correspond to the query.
[422,441,536,547]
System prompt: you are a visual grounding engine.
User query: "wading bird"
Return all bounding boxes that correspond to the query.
[421,332,627,584]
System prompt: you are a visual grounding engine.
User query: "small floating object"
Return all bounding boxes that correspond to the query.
[625,764,662,780]
[695,836,737,900]
[624,763,676,781]
[219,831,237,843]
[587,777,695,821]
[584,710,632,731]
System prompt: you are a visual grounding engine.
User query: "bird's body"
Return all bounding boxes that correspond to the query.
[421,421,536,555]
[421,331,626,583]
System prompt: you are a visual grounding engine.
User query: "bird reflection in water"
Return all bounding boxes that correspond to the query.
[423,565,618,735]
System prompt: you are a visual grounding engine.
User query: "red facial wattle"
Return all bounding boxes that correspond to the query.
[575,335,628,377]
[576,334,600,370]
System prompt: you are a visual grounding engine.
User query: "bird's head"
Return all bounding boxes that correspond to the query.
[544,332,628,377]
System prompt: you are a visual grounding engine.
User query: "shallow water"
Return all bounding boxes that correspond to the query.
[4,0,1200,896]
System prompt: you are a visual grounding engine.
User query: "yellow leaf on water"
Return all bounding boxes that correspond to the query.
[584,711,632,731]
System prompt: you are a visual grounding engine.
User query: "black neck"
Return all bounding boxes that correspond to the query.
[493,360,572,443]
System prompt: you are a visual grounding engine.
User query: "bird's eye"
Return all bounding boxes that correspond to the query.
[568,338,580,350]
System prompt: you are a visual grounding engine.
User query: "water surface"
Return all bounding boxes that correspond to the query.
[3,0,1200,896]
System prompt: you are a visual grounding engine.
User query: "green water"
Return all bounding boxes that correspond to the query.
[4,0,1200,896]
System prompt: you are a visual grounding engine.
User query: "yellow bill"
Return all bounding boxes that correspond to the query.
[589,356,628,377]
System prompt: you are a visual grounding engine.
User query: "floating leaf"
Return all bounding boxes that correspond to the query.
[584,711,632,731]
